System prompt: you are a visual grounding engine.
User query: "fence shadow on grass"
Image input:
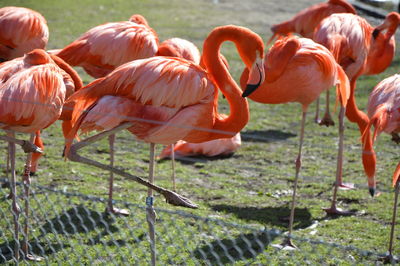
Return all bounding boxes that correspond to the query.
[193,229,279,264]
[210,204,313,230]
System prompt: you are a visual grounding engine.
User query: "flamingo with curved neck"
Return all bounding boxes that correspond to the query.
[63,25,264,264]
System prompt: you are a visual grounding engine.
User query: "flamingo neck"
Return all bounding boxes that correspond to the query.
[202,26,251,140]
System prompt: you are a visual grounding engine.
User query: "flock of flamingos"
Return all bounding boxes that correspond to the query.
[0,0,400,263]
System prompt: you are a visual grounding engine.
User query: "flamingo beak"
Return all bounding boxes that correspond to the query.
[242,62,263,97]
[369,186,376,197]
[372,28,381,39]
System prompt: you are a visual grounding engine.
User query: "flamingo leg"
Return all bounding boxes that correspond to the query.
[324,106,355,216]
[314,97,320,124]
[319,90,335,127]
[171,143,176,191]
[66,122,197,209]
[21,133,42,261]
[147,143,157,266]
[106,134,129,216]
[280,111,307,249]
[8,132,20,261]
[384,179,400,264]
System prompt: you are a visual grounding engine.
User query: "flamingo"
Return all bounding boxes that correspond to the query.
[63,25,264,263]
[0,6,49,62]
[0,49,80,261]
[268,0,356,42]
[241,36,350,248]
[313,12,400,129]
[50,15,205,213]
[158,132,241,159]
[361,74,400,263]
[268,0,356,124]
[0,6,49,192]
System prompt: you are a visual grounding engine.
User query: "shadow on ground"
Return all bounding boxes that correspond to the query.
[210,204,313,230]
[192,229,279,264]
[241,129,296,143]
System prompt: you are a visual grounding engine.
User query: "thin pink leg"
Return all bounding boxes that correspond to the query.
[8,132,20,261]
[385,179,400,263]
[21,133,42,261]
[314,97,320,124]
[147,143,157,266]
[279,111,307,249]
[106,134,129,216]
[324,107,354,216]
[171,143,176,191]
[319,90,335,127]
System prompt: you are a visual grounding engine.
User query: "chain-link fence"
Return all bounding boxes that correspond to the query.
[0,177,394,265]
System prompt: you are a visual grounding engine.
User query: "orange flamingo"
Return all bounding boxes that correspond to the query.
[63,25,264,264]
[241,36,350,248]
[361,74,400,263]
[269,0,355,43]
[0,49,80,261]
[313,12,400,129]
[0,6,48,62]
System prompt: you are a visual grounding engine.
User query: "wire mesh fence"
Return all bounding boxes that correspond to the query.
[0,177,395,265]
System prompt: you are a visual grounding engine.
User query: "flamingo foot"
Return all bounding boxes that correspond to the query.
[24,253,44,262]
[338,182,355,190]
[272,237,298,251]
[318,117,335,127]
[378,253,399,264]
[323,206,355,216]
[105,207,130,216]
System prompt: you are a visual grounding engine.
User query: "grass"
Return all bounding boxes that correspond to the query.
[0,0,400,264]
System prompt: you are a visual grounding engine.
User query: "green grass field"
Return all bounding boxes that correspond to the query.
[0,0,399,264]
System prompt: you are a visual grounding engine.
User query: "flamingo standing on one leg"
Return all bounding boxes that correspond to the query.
[314,12,400,129]
[361,74,400,263]
[0,49,80,261]
[63,25,264,265]
[240,36,350,248]
[52,15,204,213]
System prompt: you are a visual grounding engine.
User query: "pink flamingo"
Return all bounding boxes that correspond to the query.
[361,74,400,263]
[0,49,81,261]
[241,35,350,248]
[313,12,400,129]
[63,25,264,264]
[269,0,355,42]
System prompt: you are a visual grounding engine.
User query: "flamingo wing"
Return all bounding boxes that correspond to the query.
[67,56,218,145]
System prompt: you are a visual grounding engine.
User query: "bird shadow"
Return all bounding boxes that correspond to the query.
[209,204,313,230]
[241,129,296,143]
[192,229,279,264]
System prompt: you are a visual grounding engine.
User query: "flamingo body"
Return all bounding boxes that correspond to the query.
[0,6,48,61]
[157,37,201,65]
[0,50,73,133]
[270,0,355,40]
[159,132,241,159]
[56,18,159,78]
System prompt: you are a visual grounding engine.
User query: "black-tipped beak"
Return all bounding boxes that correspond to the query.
[242,83,259,97]
[369,187,376,197]
[372,28,381,39]
[242,63,262,98]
